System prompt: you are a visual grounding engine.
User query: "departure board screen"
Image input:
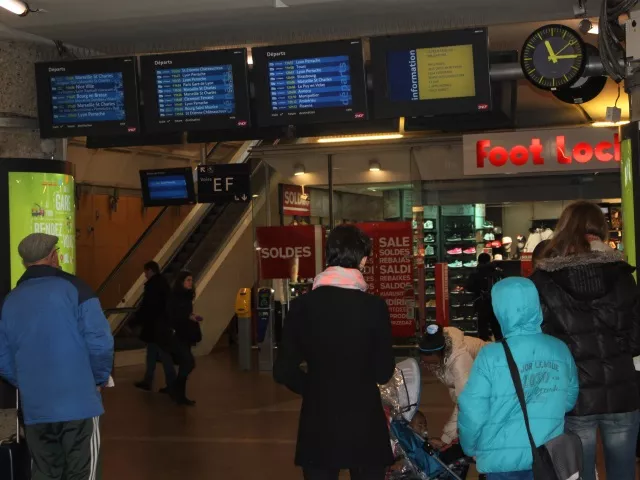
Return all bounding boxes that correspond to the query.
[35,57,140,139]
[50,72,125,124]
[253,39,368,126]
[140,49,251,133]
[140,168,196,207]
[370,28,491,119]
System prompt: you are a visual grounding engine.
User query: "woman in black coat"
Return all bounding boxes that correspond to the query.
[167,270,201,406]
[274,224,396,480]
[531,201,640,480]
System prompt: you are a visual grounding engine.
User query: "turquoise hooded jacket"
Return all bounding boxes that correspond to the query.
[458,277,579,474]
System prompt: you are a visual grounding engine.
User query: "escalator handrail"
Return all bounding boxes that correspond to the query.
[96,206,169,295]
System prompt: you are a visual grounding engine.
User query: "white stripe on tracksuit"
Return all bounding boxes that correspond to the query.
[89,416,100,480]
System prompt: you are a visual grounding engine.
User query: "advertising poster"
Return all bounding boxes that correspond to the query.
[255,225,325,280]
[9,172,76,287]
[358,222,415,338]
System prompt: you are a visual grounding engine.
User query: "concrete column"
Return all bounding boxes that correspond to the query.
[0,39,63,159]
[0,39,63,439]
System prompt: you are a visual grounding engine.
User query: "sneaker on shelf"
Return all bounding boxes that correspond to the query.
[426,299,437,308]
[463,247,477,254]
[482,221,494,229]
[450,302,462,308]
[424,220,434,230]
[426,245,435,256]
[446,234,462,242]
[464,234,477,241]
[465,302,475,307]
[425,262,435,269]
[483,233,495,241]
[426,286,436,295]
[424,234,436,243]
[451,316,465,322]
[448,260,463,268]
[463,260,478,268]
[490,240,502,248]
[447,247,463,255]
[451,285,465,294]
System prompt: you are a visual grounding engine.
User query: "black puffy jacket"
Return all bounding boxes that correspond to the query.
[531,248,640,416]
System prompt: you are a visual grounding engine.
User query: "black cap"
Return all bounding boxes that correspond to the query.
[419,324,445,354]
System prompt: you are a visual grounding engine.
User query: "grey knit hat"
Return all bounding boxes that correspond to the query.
[18,233,58,264]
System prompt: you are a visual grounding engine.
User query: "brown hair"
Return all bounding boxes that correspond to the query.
[544,201,609,257]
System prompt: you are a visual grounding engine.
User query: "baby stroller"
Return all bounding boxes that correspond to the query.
[380,359,470,480]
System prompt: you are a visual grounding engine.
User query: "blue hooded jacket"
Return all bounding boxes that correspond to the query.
[0,266,114,425]
[458,277,579,474]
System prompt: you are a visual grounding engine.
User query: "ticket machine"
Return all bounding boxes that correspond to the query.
[256,287,275,371]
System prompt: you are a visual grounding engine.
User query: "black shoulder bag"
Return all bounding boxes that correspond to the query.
[502,340,583,480]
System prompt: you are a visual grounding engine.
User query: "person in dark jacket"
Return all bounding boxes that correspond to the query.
[531,201,640,480]
[465,253,504,341]
[135,261,175,393]
[167,270,200,407]
[274,224,395,480]
[0,233,113,480]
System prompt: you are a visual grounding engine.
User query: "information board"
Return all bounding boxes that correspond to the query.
[253,39,368,126]
[140,49,251,132]
[35,57,140,138]
[370,28,491,119]
[8,172,76,288]
[387,45,476,101]
[140,168,196,207]
[197,163,251,203]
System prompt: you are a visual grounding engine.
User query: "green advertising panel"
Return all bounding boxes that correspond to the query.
[8,172,76,287]
[621,139,637,278]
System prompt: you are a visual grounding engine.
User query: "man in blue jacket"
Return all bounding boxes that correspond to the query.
[458,277,578,479]
[0,233,114,480]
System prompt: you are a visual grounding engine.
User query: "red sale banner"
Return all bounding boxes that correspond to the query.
[280,184,311,216]
[358,222,415,338]
[256,225,325,280]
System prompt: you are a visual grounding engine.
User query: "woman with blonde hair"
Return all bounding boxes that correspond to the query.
[531,201,640,480]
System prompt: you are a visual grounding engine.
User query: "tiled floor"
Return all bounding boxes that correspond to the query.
[102,349,626,480]
[102,349,470,480]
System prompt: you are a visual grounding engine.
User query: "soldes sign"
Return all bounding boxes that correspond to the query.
[463,128,622,176]
[281,184,311,216]
[255,226,325,280]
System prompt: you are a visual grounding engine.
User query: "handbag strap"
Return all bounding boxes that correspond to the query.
[501,340,541,462]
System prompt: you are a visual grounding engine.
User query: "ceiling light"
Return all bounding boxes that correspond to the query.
[317,133,403,144]
[592,120,630,127]
[369,160,382,172]
[294,163,306,176]
[246,54,254,65]
[0,0,29,15]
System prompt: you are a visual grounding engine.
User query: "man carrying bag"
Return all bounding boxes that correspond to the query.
[458,277,581,480]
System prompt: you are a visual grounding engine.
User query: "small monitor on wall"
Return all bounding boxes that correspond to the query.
[370,28,492,119]
[252,39,369,127]
[35,57,140,138]
[140,168,196,207]
[139,49,251,133]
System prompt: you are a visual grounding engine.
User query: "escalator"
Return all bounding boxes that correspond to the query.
[106,156,267,353]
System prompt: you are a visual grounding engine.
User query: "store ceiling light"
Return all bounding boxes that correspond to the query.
[369,160,382,172]
[317,133,403,144]
[294,163,306,176]
[0,0,29,15]
[592,120,630,127]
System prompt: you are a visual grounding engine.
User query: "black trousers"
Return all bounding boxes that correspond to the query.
[173,340,195,399]
[302,467,387,480]
[25,416,101,480]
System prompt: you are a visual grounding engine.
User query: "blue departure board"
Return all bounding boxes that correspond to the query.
[50,72,125,125]
[268,55,352,112]
[156,65,235,118]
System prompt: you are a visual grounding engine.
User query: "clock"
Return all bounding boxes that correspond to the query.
[552,45,607,104]
[521,24,587,91]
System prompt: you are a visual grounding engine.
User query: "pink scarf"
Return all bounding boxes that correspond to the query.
[312,266,368,292]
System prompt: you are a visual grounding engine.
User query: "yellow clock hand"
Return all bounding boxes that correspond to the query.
[554,54,579,59]
[544,40,558,64]
[554,41,576,57]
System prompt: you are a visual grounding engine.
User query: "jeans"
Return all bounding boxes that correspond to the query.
[302,467,386,480]
[486,472,533,480]
[565,410,640,480]
[144,342,176,387]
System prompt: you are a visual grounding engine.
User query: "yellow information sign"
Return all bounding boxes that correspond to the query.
[416,44,475,100]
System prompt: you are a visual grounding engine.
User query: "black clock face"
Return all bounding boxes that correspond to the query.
[521,25,586,91]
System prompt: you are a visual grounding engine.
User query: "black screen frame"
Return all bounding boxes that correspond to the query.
[252,39,369,127]
[140,49,252,133]
[35,57,140,139]
[140,167,196,207]
[370,28,492,119]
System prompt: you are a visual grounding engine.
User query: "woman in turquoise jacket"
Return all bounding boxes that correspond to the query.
[458,277,579,479]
